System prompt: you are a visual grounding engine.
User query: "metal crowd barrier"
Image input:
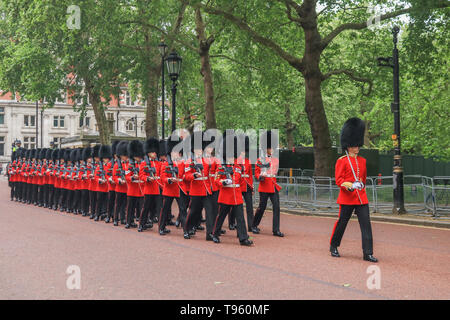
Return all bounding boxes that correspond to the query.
[249,170,450,218]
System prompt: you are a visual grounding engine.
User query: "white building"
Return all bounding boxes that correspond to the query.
[0,89,155,164]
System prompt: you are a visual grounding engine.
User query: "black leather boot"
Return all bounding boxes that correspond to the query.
[363,254,378,263]
[330,246,340,257]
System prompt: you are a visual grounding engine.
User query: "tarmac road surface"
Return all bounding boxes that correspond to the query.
[0,180,449,300]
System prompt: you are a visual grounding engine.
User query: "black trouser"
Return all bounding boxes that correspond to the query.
[154,190,163,223]
[59,188,68,209]
[73,189,81,212]
[53,187,61,208]
[10,181,15,200]
[96,191,108,218]
[26,183,32,202]
[184,195,208,232]
[107,191,116,218]
[253,190,281,233]
[242,190,254,231]
[80,189,90,214]
[47,185,54,207]
[126,196,142,225]
[66,190,74,211]
[159,196,180,231]
[89,191,98,216]
[205,192,218,237]
[140,194,159,226]
[330,204,373,255]
[33,184,39,204]
[114,192,127,222]
[37,185,43,205]
[177,191,190,227]
[213,204,249,242]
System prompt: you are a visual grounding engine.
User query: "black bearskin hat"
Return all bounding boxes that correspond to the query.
[39,148,47,160]
[81,147,92,161]
[111,140,120,156]
[64,149,71,162]
[45,148,53,160]
[116,141,129,157]
[167,134,183,155]
[144,137,159,155]
[92,144,101,159]
[70,149,78,162]
[127,140,144,158]
[260,130,279,150]
[236,133,250,156]
[99,144,112,159]
[159,139,168,157]
[340,117,365,150]
[30,149,37,159]
[51,149,59,161]
[36,148,42,159]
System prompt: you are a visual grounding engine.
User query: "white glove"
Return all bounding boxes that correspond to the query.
[352,181,364,190]
[223,179,232,185]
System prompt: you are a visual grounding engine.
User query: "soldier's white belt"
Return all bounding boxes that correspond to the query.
[194,177,208,181]
[224,184,240,188]
[242,174,250,178]
[263,174,276,178]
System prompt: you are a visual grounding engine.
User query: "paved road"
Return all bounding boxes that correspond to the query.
[0,179,449,300]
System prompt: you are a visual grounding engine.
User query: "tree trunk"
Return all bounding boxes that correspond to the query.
[195,8,217,129]
[145,65,160,138]
[284,103,296,150]
[86,82,110,145]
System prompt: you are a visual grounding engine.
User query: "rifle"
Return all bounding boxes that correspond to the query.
[256,149,281,189]
[144,155,162,187]
[165,154,187,194]
[190,153,210,195]
[98,160,107,184]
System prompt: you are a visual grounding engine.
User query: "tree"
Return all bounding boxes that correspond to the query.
[198,0,450,176]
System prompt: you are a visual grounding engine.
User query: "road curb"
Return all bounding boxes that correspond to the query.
[279,208,450,229]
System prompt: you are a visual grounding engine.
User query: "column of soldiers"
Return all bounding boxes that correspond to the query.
[6,130,285,247]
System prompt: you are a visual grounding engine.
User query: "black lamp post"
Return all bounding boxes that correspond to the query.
[158,41,168,139]
[165,51,182,134]
[377,26,406,215]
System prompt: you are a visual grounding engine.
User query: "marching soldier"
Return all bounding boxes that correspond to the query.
[237,134,255,232]
[52,149,63,210]
[94,145,111,221]
[89,145,100,219]
[79,147,91,216]
[44,148,54,208]
[184,131,214,240]
[124,140,144,229]
[159,135,186,236]
[210,131,253,246]
[105,141,120,223]
[113,141,128,226]
[252,130,284,237]
[329,117,378,263]
[138,137,161,232]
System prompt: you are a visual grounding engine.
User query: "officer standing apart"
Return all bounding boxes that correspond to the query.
[251,130,284,237]
[329,117,378,263]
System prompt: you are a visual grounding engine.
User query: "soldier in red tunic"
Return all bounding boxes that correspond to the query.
[252,130,284,237]
[210,131,253,246]
[113,141,129,226]
[105,141,120,223]
[138,137,161,232]
[124,140,144,229]
[329,117,377,263]
[94,145,112,221]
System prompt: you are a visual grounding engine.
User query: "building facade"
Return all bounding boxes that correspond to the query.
[0,89,153,164]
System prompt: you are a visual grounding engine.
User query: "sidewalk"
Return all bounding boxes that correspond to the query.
[279,207,450,229]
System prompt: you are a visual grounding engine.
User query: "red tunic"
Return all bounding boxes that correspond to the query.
[335,155,369,205]
[254,156,281,193]
[184,157,211,197]
[139,159,162,195]
[105,161,115,192]
[215,164,244,205]
[125,160,144,197]
[112,161,128,194]
[160,160,185,198]
[205,156,220,193]
[237,157,253,193]
[87,162,98,192]
[95,162,109,193]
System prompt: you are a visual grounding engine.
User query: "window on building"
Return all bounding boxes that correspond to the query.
[24,137,36,149]
[24,115,36,127]
[0,137,4,156]
[79,116,91,128]
[126,119,135,131]
[125,91,137,106]
[107,112,114,120]
[0,107,4,125]
[141,120,146,133]
[52,137,62,148]
[53,116,65,128]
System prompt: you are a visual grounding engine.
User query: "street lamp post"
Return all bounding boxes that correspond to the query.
[165,51,182,134]
[35,101,39,148]
[134,114,138,137]
[158,41,168,139]
[377,26,406,214]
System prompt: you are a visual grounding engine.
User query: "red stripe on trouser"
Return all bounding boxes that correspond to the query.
[330,205,342,244]
[159,197,166,227]
[212,204,222,235]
